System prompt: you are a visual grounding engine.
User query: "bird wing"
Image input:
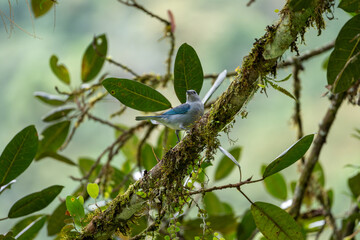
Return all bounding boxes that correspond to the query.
[162,103,190,115]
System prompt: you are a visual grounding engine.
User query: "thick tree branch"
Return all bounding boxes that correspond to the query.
[72,1,333,239]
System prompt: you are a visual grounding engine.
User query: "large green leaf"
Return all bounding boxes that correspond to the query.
[103,78,172,111]
[11,215,47,240]
[81,34,107,83]
[34,92,66,106]
[42,106,74,122]
[251,202,305,240]
[47,201,71,236]
[237,209,256,240]
[0,126,38,187]
[327,15,360,93]
[174,43,204,103]
[214,147,241,181]
[36,121,70,159]
[348,172,360,197]
[262,165,288,201]
[203,192,231,216]
[65,196,85,222]
[8,185,64,218]
[263,134,314,178]
[49,55,70,85]
[31,0,54,18]
[339,0,360,13]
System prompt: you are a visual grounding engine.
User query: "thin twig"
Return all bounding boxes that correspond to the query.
[292,59,305,163]
[189,178,263,195]
[91,36,139,77]
[87,113,125,132]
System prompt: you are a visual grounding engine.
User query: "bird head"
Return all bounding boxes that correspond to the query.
[186,90,201,102]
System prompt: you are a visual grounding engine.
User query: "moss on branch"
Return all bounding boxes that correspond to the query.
[72,1,334,239]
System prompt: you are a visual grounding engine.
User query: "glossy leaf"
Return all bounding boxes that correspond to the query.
[36,121,70,159]
[0,126,38,187]
[34,92,66,106]
[327,15,360,93]
[103,78,172,111]
[0,180,16,196]
[263,134,314,178]
[87,183,99,199]
[348,172,360,197]
[141,143,157,171]
[262,165,288,200]
[8,185,64,218]
[65,195,85,219]
[47,201,70,236]
[36,152,76,166]
[237,209,256,240]
[12,215,47,240]
[289,0,314,11]
[49,55,70,85]
[174,43,204,103]
[31,0,54,18]
[42,106,74,122]
[81,34,107,83]
[214,147,241,181]
[251,202,305,240]
[339,0,360,13]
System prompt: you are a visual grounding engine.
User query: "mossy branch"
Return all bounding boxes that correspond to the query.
[72,1,333,239]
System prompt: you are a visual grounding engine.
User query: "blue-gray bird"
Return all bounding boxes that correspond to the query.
[135,90,204,142]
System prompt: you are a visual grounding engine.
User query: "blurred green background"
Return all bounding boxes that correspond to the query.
[0,1,359,239]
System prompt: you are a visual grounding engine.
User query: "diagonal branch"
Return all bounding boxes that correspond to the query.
[73,1,333,239]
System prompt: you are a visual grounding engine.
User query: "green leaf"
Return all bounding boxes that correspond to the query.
[214,147,241,181]
[237,209,256,240]
[34,92,66,106]
[42,106,74,122]
[289,0,314,11]
[174,43,204,103]
[8,185,64,218]
[339,0,360,13]
[348,172,360,198]
[12,215,47,240]
[267,80,297,101]
[0,126,38,187]
[65,196,85,220]
[327,15,360,93]
[273,74,292,82]
[262,165,288,200]
[11,214,43,236]
[87,183,99,199]
[204,192,226,216]
[0,180,16,196]
[251,202,305,240]
[36,121,70,159]
[103,78,172,111]
[263,134,314,178]
[141,143,157,171]
[36,152,76,166]
[31,0,54,18]
[47,201,71,236]
[81,34,107,83]
[49,55,70,85]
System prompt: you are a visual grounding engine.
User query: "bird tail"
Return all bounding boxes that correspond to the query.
[135,116,159,121]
